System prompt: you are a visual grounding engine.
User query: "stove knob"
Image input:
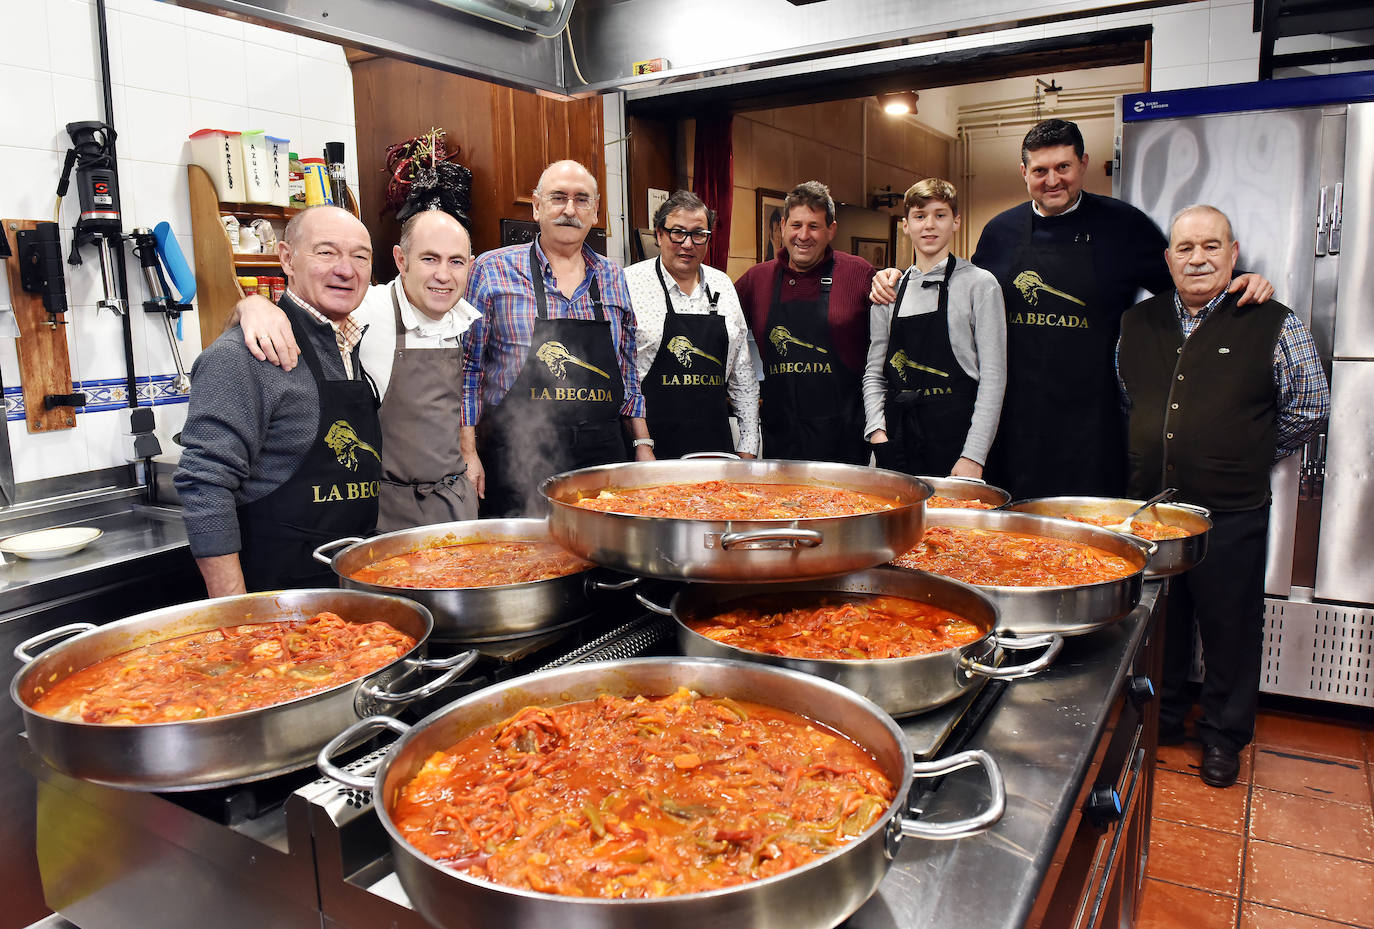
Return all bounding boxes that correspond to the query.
[1127,675,1155,708]
[1085,786,1123,828]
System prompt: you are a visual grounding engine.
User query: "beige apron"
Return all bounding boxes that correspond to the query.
[377,281,477,531]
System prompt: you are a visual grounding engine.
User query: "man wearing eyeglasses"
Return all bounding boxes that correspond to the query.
[461,159,651,517]
[623,190,759,459]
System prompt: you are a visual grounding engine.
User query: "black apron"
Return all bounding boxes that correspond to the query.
[985,209,1121,498]
[237,302,382,591]
[478,240,629,518]
[377,281,476,532]
[641,261,734,459]
[874,256,978,475]
[759,258,867,464]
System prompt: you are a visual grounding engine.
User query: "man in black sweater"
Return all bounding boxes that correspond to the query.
[175,206,382,596]
[1118,205,1328,788]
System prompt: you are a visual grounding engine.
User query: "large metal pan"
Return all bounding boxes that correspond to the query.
[1007,496,1211,577]
[919,476,1011,509]
[318,657,1004,929]
[314,518,636,642]
[639,568,1060,717]
[541,460,931,583]
[11,589,475,791]
[897,509,1155,636]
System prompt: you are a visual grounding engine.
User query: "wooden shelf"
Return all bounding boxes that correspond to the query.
[232,255,282,268]
[219,201,300,221]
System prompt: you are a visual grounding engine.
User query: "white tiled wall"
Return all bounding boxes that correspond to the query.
[0,0,357,484]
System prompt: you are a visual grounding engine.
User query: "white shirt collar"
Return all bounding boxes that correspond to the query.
[392,277,481,340]
[1031,192,1084,218]
[658,257,705,299]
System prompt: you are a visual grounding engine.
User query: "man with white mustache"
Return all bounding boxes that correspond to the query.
[235,208,482,531]
[1117,204,1328,789]
[461,159,650,517]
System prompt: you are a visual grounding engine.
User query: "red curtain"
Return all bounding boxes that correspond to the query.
[692,113,734,271]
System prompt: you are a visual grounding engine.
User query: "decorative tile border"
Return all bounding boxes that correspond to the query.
[4,375,189,421]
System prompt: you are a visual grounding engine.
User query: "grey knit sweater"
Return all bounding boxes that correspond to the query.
[174,302,360,558]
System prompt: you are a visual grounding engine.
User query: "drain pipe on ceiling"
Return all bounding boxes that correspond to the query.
[94,0,139,411]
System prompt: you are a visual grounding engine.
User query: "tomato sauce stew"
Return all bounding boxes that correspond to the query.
[29,612,416,724]
[569,480,899,519]
[687,592,983,660]
[927,496,997,509]
[893,526,1137,587]
[351,540,593,588]
[393,687,895,898]
[1058,513,1193,541]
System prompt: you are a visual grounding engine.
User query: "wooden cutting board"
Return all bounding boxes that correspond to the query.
[2,219,78,432]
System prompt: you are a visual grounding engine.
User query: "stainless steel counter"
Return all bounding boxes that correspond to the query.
[3,486,200,929]
[851,585,1158,929]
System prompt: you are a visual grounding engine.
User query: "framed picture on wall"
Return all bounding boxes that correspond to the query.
[852,236,889,269]
[635,229,660,262]
[891,215,914,270]
[757,188,786,262]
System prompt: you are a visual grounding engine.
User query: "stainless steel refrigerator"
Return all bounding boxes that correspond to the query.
[1117,72,1374,707]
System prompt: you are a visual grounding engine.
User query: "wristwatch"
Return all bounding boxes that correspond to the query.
[632,438,655,448]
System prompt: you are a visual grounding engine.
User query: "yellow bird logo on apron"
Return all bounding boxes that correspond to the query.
[888,349,949,381]
[324,420,381,471]
[768,325,828,357]
[536,341,610,379]
[666,335,722,368]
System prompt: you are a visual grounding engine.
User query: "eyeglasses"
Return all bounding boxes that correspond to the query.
[663,227,711,245]
[542,191,597,211]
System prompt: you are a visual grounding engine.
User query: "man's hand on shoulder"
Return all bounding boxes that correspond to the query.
[1229,273,1274,307]
[235,294,300,370]
[869,268,902,306]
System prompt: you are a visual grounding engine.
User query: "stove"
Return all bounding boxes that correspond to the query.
[20,603,1007,929]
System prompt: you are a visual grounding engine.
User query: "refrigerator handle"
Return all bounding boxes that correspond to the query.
[1314,185,1329,257]
[1328,182,1343,255]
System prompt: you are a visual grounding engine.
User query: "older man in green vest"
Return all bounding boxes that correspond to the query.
[1117,204,1329,789]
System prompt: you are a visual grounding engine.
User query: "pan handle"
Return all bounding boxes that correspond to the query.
[720,528,824,550]
[634,589,674,616]
[681,451,740,460]
[961,633,1063,681]
[895,749,1004,841]
[588,573,640,593]
[361,649,479,707]
[312,537,363,565]
[317,715,410,791]
[15,622,97,663]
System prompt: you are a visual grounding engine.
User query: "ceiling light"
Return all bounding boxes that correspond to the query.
[1035,78,1064,112]
[878,91,919,116]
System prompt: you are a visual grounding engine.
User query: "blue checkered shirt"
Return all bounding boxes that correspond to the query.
[461,239,644,425]
[1116,284,1330,460]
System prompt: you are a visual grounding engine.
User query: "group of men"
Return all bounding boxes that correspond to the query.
[175,118,1329,790]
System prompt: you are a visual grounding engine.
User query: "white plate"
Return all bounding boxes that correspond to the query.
[0,526,104,560]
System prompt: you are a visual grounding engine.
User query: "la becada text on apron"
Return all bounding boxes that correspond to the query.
[760,256,867,464]
[641,259,733,458]
[986,208,1121,498]
[479,238,628,517]
[878,255,978,475]
[237,299,382,591]
[377,279,475,532]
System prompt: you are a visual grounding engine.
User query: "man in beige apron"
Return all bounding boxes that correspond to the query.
[236,209,480,531]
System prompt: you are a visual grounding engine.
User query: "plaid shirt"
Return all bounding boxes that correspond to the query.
[461,239,644,425]
[1117,285,1330,460]
[287,288,365,379]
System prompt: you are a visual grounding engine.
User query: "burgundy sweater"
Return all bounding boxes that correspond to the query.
[735,247,877,374]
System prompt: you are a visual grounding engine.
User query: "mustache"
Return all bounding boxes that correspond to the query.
[553,215,585,229]
[1185,261,1217,274]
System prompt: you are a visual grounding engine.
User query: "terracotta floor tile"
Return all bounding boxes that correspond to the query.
[1240,902,1360,929]
[1244,840,1374,927]
[1157,740,1254,784]
[1153,767,1248,833]
[1254,711,1368,762]
[1249,787,1374,859]
[1146,818,1243,895]
[1137,878,1238,929]
[1251,747,1372,806]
